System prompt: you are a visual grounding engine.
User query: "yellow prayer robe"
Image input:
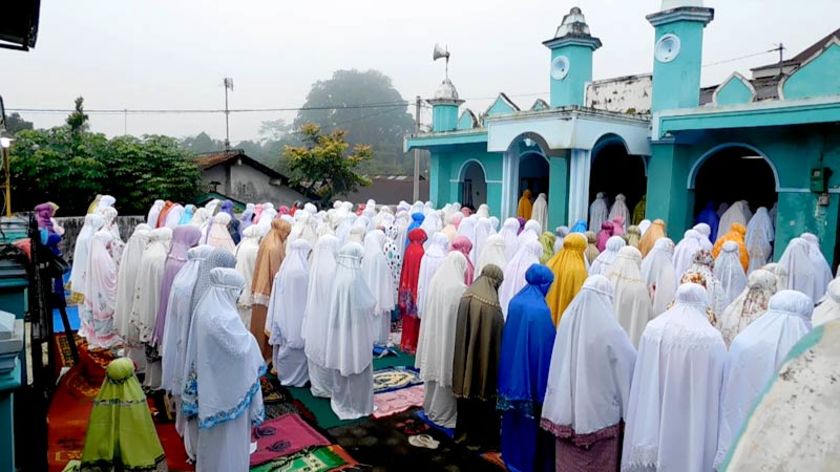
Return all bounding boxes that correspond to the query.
[545,233,588,325]
[517,189,533,220]
[638,219,667,258]
[713,223,750,272]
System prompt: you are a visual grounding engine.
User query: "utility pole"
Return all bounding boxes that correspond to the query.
[412,95,422,202]
[223,77,234,151]
[123,108,128,135]
[771,43,786,77]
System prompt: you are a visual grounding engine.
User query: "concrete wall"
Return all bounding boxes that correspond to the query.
[429,143,504,215]
[586,74,652,114]
[55,215,145,262]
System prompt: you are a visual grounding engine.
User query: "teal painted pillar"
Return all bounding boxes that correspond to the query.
[647,6,714,112]
[543,8,601,108]
[548,155,569,230]
[0,360,21,472]
[428,79,464,132]
[646,139,693,237]
[775,192,839,265]
[428,151,447,207]
[486,183,503,218]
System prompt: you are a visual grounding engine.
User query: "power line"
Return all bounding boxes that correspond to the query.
[6,101,412,115]
[702,48,776,67]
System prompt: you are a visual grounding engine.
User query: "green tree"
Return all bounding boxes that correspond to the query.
[180,131,223,154]
[66,96,89,134]
[5,113,33,134]
[284,123,371,206]
[294,69,415,174]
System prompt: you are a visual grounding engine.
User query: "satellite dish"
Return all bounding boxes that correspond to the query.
[433,44,450,80]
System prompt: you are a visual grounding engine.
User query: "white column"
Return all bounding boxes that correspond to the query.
[567,148,591,226]
[501,150,519,220]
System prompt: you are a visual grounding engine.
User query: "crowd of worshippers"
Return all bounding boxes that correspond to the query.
[39,190,840,472]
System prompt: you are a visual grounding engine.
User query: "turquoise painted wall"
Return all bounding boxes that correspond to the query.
[550,45,593,107]
[428,144,504,216]
[782,43,840,100]
[651,20,706,111]
[548,154,570,230]
[715,76,754,106]
[432,104,460,132]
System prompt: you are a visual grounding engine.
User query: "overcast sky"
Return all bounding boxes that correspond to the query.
[2,0,837,141]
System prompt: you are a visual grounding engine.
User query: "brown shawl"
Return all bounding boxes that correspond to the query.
[452,263,505,400]
[251,219,291,306]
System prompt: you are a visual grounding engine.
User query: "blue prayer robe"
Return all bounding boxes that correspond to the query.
[696,201,720,242]
[498,264,557,472]
[570,219,587,234]
[404,213,425,249]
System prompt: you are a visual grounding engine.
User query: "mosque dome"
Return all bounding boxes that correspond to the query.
[433,78,460,101]
[553,7,591,39]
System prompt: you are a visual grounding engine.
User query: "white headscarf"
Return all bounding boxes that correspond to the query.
[589,235,625,276]
[456,216,478,264]
[114,223,151,338]
[323,242,378,376]
[641,238,677,317]
[361,230,396,316]
[147,200,164,227]
[182,268,265,430]
[800,232,833,300]
[415,251,468,387]
[621,283,726,472]
[745,207,774,272]
[160,245,213,394]
[813,278,840,327]
[692,223,714,250]
[83,230,120,349]
[205,212,236,253]
[638,219,651,236]
[715,290,813,468]
[472,218,493,268]
[476,203,490,219]
[762,262,789,291]
[717,201,750,241]
[608,194,629,232]
[715,241,748,308]
[189,207,210,228]
[499,240,543,318]
[267,239,311,349]
[542,275,636,436]
[531,193,548,233]
[606,246,653,348]
[476,234,506,276]
[779,237,817,300]
[419,211,442,237]
[589,192,609,232]
[498,218,520,260]
[69,213,105,295]
[516,219,542,249]
[718,268,778,347]
[673,229,704,278]
[234,225,261,310]
[128,227,172,344]
[302,235,341,367]
[164,204,184,229]
[417,232,450,318]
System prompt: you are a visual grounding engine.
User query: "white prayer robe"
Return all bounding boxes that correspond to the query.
[672,230,704,279]
[606,246,653,348]
[801,232,833,300]
[589,192,609,232]
[415,252,468,428]
[361,230,396,344]
[234,226,261,328]
[608,194,630,232]
[303,235,341,398]
[745,207,774,272]
[714,241,748,309]
[640,238,677,317]
[715,290,813,468]
[621,283,726,472]
[531,193,548,235]
[475,234,507,276]
[589,236,626,277]
[779,237,817,300]
[498,218,521,261]
[499,240,543,318]
[267,239,311,387]
[416,233,449,318]
[813,278,840,327]
[114,224,151,340]
[323,243,378,420]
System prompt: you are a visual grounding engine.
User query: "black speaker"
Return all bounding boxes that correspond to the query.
[0,0,41,51]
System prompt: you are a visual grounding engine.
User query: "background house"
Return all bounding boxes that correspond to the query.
[195,149,305,206]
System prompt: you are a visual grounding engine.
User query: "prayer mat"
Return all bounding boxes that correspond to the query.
[415,409,455,439]
[373,384,425,419]
[372,366,422,394]
[55,332,80,368]
[250,445,355,472]
[261,375,293,404]
[328,408,501,471]
[250,413,331,467]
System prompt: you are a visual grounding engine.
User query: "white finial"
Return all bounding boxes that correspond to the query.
[661,0,703,9]
[554,7,591,38]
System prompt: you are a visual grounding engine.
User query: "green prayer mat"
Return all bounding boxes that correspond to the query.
[250,446,346,472]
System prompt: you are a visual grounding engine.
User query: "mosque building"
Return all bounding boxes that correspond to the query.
[405,1,840,264]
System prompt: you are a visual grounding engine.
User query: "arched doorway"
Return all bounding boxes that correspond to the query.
[460,160,487,210]
[518,153,549,199]
[691,144,778,222]
[589,137,647,223]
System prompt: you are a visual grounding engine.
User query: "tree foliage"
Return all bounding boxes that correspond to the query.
[293,69,415,174]
[10,124,202,216]
[66,96,90,135]
[5,113,33,134]
[284,123,371,206]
